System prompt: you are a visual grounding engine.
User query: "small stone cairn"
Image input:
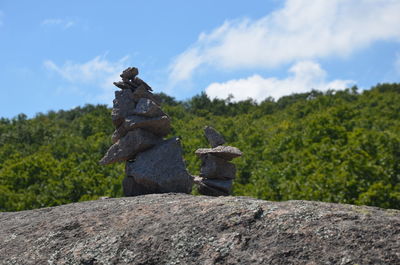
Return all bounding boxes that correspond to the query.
[100,67,193,196]
[194,126,242,196]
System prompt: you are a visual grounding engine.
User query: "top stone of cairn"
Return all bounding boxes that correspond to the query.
[204,126,225,148]
[112,67,153,92]
[120,67,138,81]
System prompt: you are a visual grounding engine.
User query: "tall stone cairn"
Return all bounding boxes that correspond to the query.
[100,67,193,196]
[194,126,242,196]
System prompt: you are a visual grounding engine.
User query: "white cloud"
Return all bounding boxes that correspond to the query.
[169,0,400,82]
[41,18,76,29]
[44,55,129,103]
[205,61,354,102]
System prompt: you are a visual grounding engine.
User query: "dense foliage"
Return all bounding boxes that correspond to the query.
[1,84,400,211]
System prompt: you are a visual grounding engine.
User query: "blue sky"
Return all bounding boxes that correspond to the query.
[1,0,400,118]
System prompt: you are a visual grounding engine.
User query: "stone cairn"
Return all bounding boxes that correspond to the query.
[194,126,242,196]
[100,67,193,196]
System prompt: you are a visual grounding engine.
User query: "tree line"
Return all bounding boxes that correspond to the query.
[1,83,399,211]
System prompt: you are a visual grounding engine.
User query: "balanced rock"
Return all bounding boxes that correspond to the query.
[122,176,158,196]
[101,66,193,196]
[120,67,138,81]
[133,98,166,117]
[133,77,152,91]
[112,67,155,92]
[194,176,230,196]
[132,85,160,104]
[204,126,225,147]
[111,89,136,127]
[113,81,135,90]
[126,138,193,194]
[111,115,171,143]
[195,145,243,161]
[99,129,161,165]
[200,154,236,179]
[195,126,242,196]
[202,178,233,193]
[198,183,229,196]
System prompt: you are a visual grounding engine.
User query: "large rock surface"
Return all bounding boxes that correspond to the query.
[0,194,399,265]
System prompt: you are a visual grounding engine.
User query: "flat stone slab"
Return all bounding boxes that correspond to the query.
[113,81,135,90]
[111,89,136,127]
[99,129,161,165]
[195,145,243,161]
[204,126,225,147]
[126,138,193,194]
[200,154,236,179]
[133,98,166,117]
[111,115,171,143]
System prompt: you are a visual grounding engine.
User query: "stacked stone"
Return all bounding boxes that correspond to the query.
[100,67,193,196]
[194,126,242,196]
